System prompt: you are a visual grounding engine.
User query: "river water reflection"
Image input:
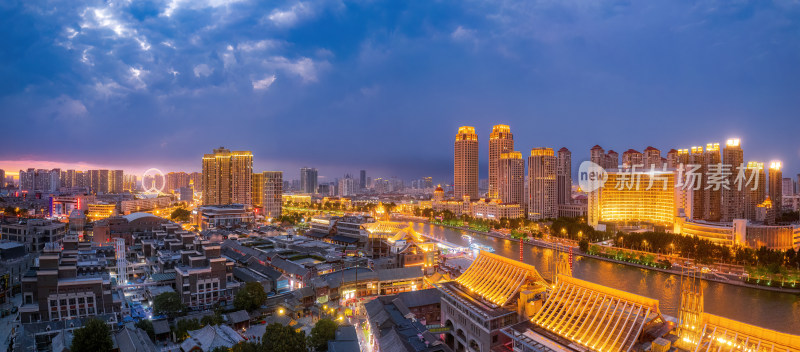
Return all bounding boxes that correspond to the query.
[411,222,800,334]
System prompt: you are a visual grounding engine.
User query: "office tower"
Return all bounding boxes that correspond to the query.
[189,172,202,192]
[359,170,367,190]
[642,147,662,169]
[589,170,676,227]
[744,162,766,221]
[202,147,253,205]
[20,168,35,191]
[338,174,357,197]
[666,149,680,169]
[622,149,643,168]
[488,124,514,199]
[782,177,794,196]
[498,151,524,205]
[300,167,318,194]
[528,148,557,220]
[703,143,721,221]
[262,171,283,219]
[590,145,605,166]
[721,139,744,221]
[251,173,264,207]
[454,126,479,199]
[688,146,705,220]
[768,161,783,220]
[0,169,4,187]
[556,147,572,205]
[606,150,619,170]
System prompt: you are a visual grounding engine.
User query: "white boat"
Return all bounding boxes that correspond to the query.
[461,234,472,241]
[470,243,494,253]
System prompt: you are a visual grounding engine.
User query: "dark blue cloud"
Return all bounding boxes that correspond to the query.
[0,0,799,182]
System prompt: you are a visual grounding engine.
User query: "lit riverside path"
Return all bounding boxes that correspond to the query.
[411,222,800,335]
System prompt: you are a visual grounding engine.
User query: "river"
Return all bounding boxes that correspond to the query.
[410,222,800,335]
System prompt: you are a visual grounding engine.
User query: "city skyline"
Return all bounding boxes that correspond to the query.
[1,1,799,180]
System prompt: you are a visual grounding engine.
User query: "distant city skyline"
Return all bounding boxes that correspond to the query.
[1,1,798,183]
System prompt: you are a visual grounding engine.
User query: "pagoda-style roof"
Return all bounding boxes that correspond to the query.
[454,250,547,307]
[531,275,664,352]
[689,313,800,352]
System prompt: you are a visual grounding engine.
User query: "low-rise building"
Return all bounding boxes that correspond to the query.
[0,218,66,253]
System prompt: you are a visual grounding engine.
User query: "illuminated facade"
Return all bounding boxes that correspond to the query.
[528,148,557,220]
[120,196,173,214]
[722,139,744,222]
[261,171,283,219]
[622,149,643,168]
[588,171,676,227]
[454,126,479,199]
[703,143,722,221]
[556,147,572,205]
[251,172,264,207]
[689,145,706,221]
[300,167,318,194]
[744,162,767,221]
[166,171,190,192]
[643,146,662,168]
[499,151,524,205]
[87,202,117,222]
[768,161,783,223]
[202,147,253,205]
[489,124,514,199]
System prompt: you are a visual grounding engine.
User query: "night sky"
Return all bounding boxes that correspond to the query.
[1,0,799,182]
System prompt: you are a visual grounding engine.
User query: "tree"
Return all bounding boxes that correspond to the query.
[210,347,230,352]
[153,292,184,319]
[263,323,307,352]
[308,318,338,351]
[174,318,203,341]
[201,309,225,326]
[171,208,191,222]
[70,318,113,352]
[135,319,155,340]
[578,239,589,253]
[234,282,267,312]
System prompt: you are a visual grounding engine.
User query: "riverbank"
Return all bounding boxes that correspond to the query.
[426,222,800,294]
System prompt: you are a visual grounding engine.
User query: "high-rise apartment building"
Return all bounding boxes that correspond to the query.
[744,162,766,221]
[189,172,203,192]
[590,145,605,166]
[622,149,643,168]
[338,174,357,197]
[642,147,662,169]
[251,173,264,207]
[202,147,253,205]
[703,143,721,221]
[688,146,705,220]
[166,172,191,191]
[87,170,122,194]
[556,147,572,205]
[768,161,783,221]
[721,139,744,222]
[300,167,318,194]
[123,174,137,192]
[666,149,680,169]
[782,177,795,197]
[528,148,557,220]
[20,168,61,192]
[454,126,479,199]
[110,169,123,193]
[488,125,514,199]
[498,151,524,206]
[0,169,4,187]
[606,150,619,170]
[262,171,283,219]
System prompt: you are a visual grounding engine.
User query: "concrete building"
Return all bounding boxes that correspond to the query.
[556,147,572,205]
[498,151,524,206]
[174,242,236,310]
[703,143,722,222]
[166,172,190,192]
[454,126,479,199]
[744,162,766,221]
[783,177,796,197]
[202,147,253,205]
[197,204,255,230]
[528,148,557,220]
[588,170,676,228]
[643,146,662,168]
[622,149,643,168]
[722,138,744,222]
[261,171,283,219]
[488,124,514,199]
[338,174,357,197]
[0,219,66,253]
[768,161,783,223]
[300,167,318,195]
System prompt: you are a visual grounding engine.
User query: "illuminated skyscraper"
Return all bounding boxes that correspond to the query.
[721,139,743,222]
[642,146,662,169]
[556,147,572,205]
[528,148,557,220]
[454,126,479,199]
[498,151,524,205]
[488,125,513,199]
[703,143,721,221]
[166,172,190,191]
[109,170,123,194]
[251,173,264,207]
[0,169,4,187]
[782,177,795,196]
[688,146,705,220]
[262,171,283,219]
[768,161,783,221]
[202,147,253,205]
[622,149,643,168]
[744,162,766,221]
[590,145,605,166]
[606,150,619,170]
[666,149,680,169]
[359,170,367,190]
[300,167,318,194]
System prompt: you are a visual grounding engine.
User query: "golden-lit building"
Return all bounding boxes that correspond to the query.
[488,124,514,199]
[202,147,252,205]
[454,126,479,199]
[498,151,524,205]
[251,172,264,207]
[589,170,676,227]
[745,162,767,221]
[87,203,117,222]
[528,147,557,220]
[703,142,722,221]
[768,161,783,224]
[722,138,744,222]
[262,171,283,219]
[282,194,311,205]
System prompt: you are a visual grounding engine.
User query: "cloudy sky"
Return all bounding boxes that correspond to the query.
[1,0,799,182]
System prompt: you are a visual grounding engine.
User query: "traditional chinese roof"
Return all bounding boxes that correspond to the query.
[689,313,800,352]
[454,250,548,307]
